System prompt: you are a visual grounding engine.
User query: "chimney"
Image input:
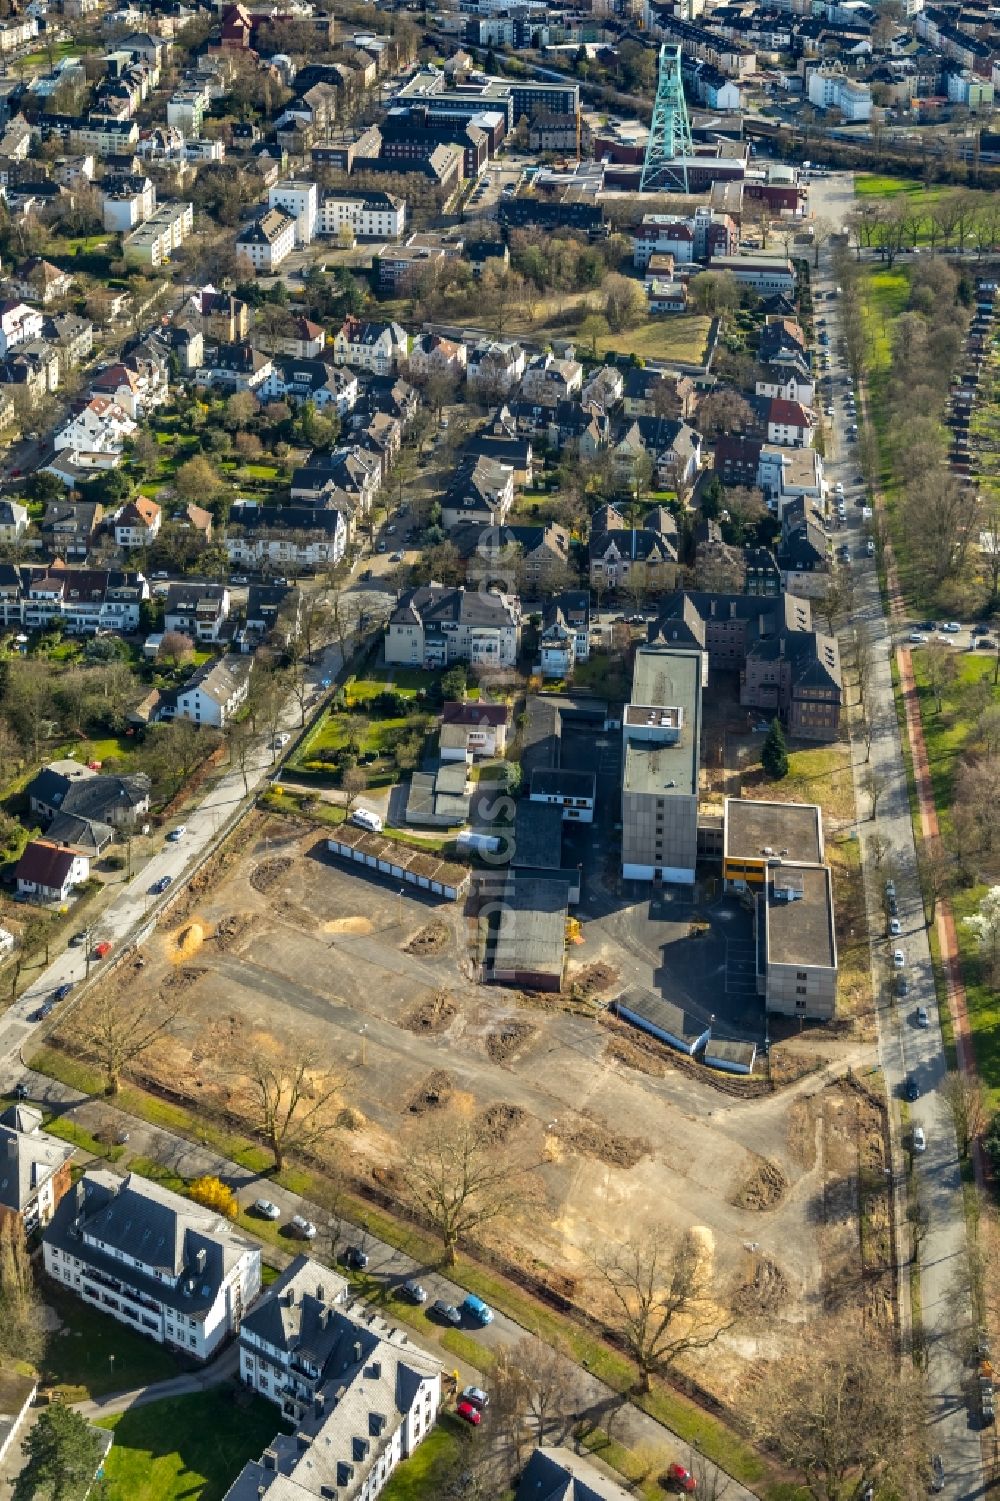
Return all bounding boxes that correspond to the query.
[352,1340,363,1364]
[195,1248,206,1273]
[317,1283,325,1303]
[263,1449,278,1471]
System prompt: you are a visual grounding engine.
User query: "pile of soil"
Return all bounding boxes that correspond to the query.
[734,1256,789,1316]
[406,1070,454,1114]
[557,1112,649,1169]
[486,1020,536,1062]
[215,914,252,951]
[731,1158,788,1210]
[250,857,292,894]
[478,1102,526,1143]
[405,920,451,956]
[570,962,619,1001]
[401,990,458,1036]
[605,1036,667,1078]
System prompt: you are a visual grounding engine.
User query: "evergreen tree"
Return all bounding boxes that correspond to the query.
[761,718,789,780]
[13,1403,105,1501]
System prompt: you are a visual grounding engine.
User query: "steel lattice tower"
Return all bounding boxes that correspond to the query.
[640,44,694,194]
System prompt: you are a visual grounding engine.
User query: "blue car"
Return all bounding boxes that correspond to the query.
[462,1294,494,1326]
[150,875,173,895]
[53,983,73,1001]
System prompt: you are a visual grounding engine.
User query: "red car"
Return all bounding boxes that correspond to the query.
[455,1401,482,1426]
[667,1465,697,1493]
[92,941,112,960]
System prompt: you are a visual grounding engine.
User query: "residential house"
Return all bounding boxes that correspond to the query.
[612,417,702,489]
[225,502,347,573]
[517,1446,634,1500]
[0,1104,74,1234]
[0,498,27,543]
[28,759,151,851]
[520,352,583,407]
[441,454,514,530]
[10,257,72,304]
[589,504,679,595]
[621,368,695,419]
[275,318,325,360]
[758,396,814,448]
[194,343,273,395]
[467,338,526,396]
[43,1169,261,1360]
[385,586,521,669]
[227,1255,442,1501]
[171,654,252,729]
[193,289,250,344]
[408,332,467,379]
[91,359,168,420]
[539,591,590,679]
[332,317,408,376]
[260,358,357,414]
[38,501,104,560]
[581,364,623,415]
[41,313,94,368]
[15,839,90,902]
[755,360,814,408]
[101,172,155,231]
[319,190,406,242]
[115,496,161,549]
[164,581,230,642]
[777,510,830,596]
[0,300,43,357]
[452,521,570,595]
[52,396,136,470]
[439,700,510,761]
[0,564,147,635]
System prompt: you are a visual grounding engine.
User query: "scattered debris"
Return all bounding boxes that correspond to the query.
[214,914,252,951]
[733,1255,789,1316]
[405,919,451,956]
[568,961,618,1002]
[406,1070,454,1114]
[401,990,458,1036]
[556,1112,649,1169]
[731,1158,788,1211]
[605,1036,667,1078]
[486,1020,536,1062]
[250,857,292,894]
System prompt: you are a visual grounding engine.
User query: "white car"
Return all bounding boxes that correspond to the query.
[253,1198,281,1220]
[272,732,290,750]
[893,948,905,969]
[942,621,962,633]
[289,1215,317,1239]
[916,1007,929,1028]
[888,918,902,936]
[908,633,927,645]
[912,1125,926,1153]
[166,825,187,842]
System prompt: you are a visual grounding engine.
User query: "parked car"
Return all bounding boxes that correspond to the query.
[92,941,112,960]
[885,880,896,899]
[166,825,186,842]
[931,1456,944,1493]
[53,983,73,1001]
[400,1279,427,1304]
[892,948,905,969]
[430,1299,462,1326]
[289,1214,317,1239]
[912,1125,926,1153]
[70,931,86,946]
[888,918,901,937]
[916,1006,929,1028]
[666,1465,697,1493]
[456,1400,482,1426]
[345,1246,369,1271]
[33,1002,54,1021]
[253,1198,281,1220]
[897,974,910,997]
[908,633,928,645]
[942,621,962,633]
[905,1074,919,1101]
[272,733,290,750]
[150,875,172,895]
[461,1387,489,1409]
[462,1294,494,1325]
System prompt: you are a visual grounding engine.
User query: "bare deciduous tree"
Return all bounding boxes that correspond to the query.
[72,987,186,1095]
[400,1118,538,1265]
[593,1229,735,1394]
[230,1028,343,1172]
[941,1071,984,1160]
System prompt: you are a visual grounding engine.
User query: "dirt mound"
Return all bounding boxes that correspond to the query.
[406,1070,454,1114]
[557,1112,649,1169]
[734,1256,789,1316]
[401,990,458,1035]
[478,1102,527,1144]
[215,914,252,951]
[250,857,292,894]
[486,1020,536,1062]
[324,916,373,935]
[162,965,206,995]
[569,962,618,1001]
[405,920,451,956]
[731,1158,788,1210]
[170,923,204,961]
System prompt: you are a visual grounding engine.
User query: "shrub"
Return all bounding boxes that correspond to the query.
[189,1176,238,1219]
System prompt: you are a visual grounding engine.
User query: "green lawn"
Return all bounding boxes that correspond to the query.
[51,736,134,766]
[856,174,936,199]
[97,1388,283,1501]
[949,883,1000,1111]
[41,1288,185,1400]
[381,1417,466,1501]
[909,649,998,839]
[346,667,438,702]
[609,315,712,365]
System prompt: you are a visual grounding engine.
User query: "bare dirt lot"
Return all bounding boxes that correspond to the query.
[59,812,889,1397]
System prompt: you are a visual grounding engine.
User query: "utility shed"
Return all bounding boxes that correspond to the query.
[612,987,710,1056]
[492,873,568,992]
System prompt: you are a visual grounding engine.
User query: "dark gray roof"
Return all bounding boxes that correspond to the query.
[0,1112,73,1216]
[530,767,596,801]
[517,1445,634,1501]
[390,585,517,630]
[512,800,564,870]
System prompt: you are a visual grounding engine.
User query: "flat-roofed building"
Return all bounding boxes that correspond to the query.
[122,200,192,267]
[621,646,705,884]
[723,796,837,1020]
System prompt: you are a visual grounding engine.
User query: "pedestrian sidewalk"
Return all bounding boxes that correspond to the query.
[71,1345,240,1421]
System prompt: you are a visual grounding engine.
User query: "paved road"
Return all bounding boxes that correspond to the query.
[814,189,985,1500]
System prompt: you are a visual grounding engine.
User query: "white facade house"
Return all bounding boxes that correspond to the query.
[319,190,405,241]
[386,585,521,669]
[123,201,193,267]
[806,65,872,120]
[114,496,161,548]
[0,300,43,356]
[172,653,252,728]
[166,82,210,136]
[227,1255,442,1501]
[53,396,137,458]
[332,318,408,375]
[236,209,296,273]
[42,1169,261,1362]
[163,581,230,642]
[225,501,347,572]
[101,174,156,232]
[268,178,318,245]
[15,839,90,902]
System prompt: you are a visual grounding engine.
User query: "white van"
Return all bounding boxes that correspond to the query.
[350,807,383,833]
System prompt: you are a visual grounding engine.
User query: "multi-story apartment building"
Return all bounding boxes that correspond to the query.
[385,585,521,669]
[319,190,405,241]
[101,172,156,231]
[43,1169,261,1361]
[0,300,43,357]
[228,1256,442,1501]
[123,201,193,267]
[166,81,210,135]
[806,64,872,120]
[268,178,318,245]
[163,581,230,642]
[70,115,140,157]
[0,565,148,635]
[235,208,296,274]
[722,797,837,1020]
[621,645,705,884]
[224,501,347,572]
[332,316,407,375]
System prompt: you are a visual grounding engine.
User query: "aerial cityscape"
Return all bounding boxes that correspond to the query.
[0,0,994,1495]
